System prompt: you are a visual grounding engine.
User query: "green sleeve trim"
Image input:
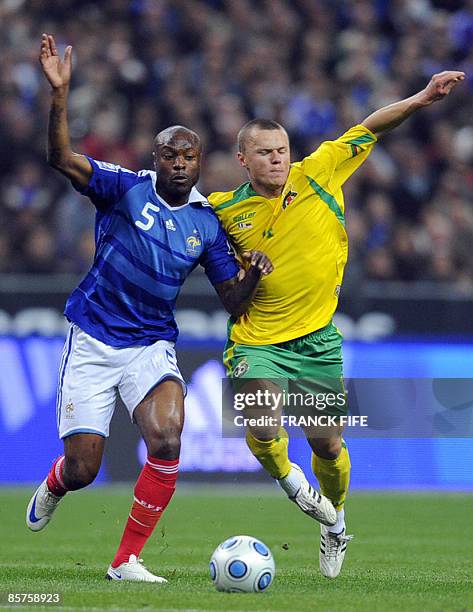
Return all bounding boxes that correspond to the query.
[213,182,258,212]
[306,176,345,228]
[345,134,375,146]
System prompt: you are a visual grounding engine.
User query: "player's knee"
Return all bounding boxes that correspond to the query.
[145,428,181,460]
[247,426,279,444]
[311,437,342,460]
[63,457,99,489]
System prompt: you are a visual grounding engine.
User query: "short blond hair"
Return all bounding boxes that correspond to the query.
[237,119,285,152]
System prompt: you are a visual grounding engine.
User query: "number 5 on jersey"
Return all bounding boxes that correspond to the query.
[136,202,160,231]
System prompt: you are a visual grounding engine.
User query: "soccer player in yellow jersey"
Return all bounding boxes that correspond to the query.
[208,71,465,578]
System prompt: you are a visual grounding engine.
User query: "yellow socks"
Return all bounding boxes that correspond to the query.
[245,428,291,479]
[245,428,351,510]
[311,442,351,510]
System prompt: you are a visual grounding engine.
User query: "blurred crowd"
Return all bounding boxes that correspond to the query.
[1,0,473,292]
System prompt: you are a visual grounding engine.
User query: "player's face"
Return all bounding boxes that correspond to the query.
[238,128,290,195]
[154,139,201,199]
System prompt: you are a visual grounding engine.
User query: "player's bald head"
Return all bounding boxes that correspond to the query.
[238,119,287,153]
[153,125,202,153]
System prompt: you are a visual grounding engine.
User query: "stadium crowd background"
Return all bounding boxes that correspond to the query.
[1,0,473,292]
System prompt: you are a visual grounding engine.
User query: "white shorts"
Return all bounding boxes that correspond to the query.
[56,324,186,439]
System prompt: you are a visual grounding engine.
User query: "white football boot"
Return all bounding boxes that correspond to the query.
[106,555,168,583]
[319,525,353,578]
[279,464,337,527]
[26,478,63,531]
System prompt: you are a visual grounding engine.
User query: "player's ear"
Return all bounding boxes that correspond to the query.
[237,151,247,168]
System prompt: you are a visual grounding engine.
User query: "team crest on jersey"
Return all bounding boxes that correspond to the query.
[233,358,249,378]
[282,190,297,210]
[186,232,202,255]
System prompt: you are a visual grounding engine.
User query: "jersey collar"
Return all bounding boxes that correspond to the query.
[149,171,209,210]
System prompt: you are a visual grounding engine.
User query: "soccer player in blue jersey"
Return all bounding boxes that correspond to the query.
[26,34,273,583]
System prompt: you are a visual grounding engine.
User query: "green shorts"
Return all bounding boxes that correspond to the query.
[223,322,347,417]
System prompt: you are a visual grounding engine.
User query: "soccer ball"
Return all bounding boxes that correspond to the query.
[209,535,275,593]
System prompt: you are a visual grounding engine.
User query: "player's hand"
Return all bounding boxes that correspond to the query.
[421,71,466,105]
[242,251,273,276]
[39,33,72,90]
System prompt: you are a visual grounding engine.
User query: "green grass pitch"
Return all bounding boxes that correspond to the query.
[0,486,472,611]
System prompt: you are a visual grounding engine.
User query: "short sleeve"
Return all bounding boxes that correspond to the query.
[74,157,138,211]
[200,220,240,285]
[298,125,377,191]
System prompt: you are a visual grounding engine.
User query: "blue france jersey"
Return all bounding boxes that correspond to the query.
[65,157,239,347]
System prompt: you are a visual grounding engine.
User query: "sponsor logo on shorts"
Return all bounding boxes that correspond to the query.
[334,285,341,297]
[233,358,249,378]
[65,402,74,419]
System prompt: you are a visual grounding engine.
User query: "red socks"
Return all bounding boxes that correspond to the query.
[111,457,179,568]
[46,455,68,497]
[46,454,179,567]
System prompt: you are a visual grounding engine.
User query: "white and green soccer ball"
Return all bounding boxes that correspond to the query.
[209,535,275,593]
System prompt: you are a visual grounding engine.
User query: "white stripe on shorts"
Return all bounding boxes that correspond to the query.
[56,326,74,429]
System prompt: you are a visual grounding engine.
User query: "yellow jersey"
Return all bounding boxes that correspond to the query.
[208,125,377,345]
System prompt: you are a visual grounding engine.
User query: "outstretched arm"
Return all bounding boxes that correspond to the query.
[40,33,92,188]
[215,251,273,318]
[362,71,466,138]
